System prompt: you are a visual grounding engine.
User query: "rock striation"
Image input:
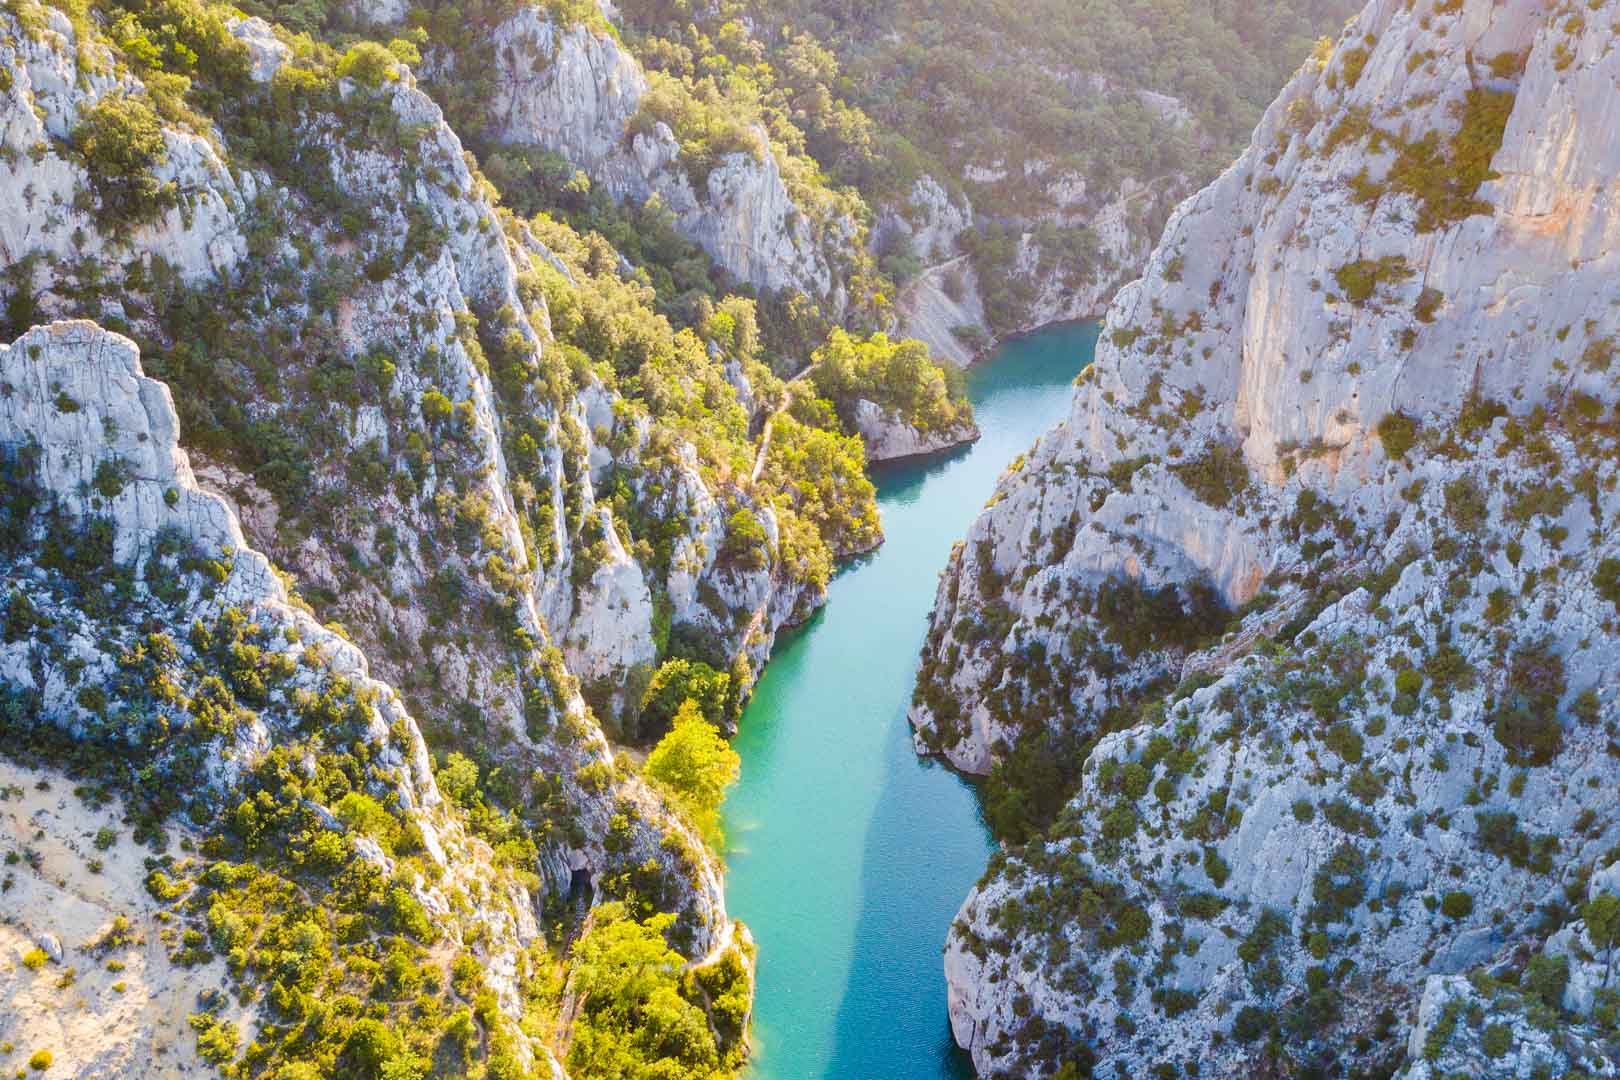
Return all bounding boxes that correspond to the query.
[916,0,1620,1074]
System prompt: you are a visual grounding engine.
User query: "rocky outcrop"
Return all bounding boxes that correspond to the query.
[891,169,1162,363]
[852,397,979,463]
[1,9,249,294]
[0,320,562,1075]
[2,0,780,1018]
[475,8,847,302]
[919,0,1620,1073]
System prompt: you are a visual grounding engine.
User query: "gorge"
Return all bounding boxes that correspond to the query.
[5,0,1619,1077]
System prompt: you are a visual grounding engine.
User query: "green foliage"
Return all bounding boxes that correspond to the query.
[1376,412,1420,460]
[1595,558,1620,611]
[71,93,178,232]
[1479,1022,1511,1059]
[644,700,740,848]
[1387,89,1516,231]
[1490,642,1566,767]
[719,508,770,571]
[335,41,400,89]
[807,330,972,439]
[1172,443,1250,509]
[1443,476,1488,533]
[567,903,741,1078]
[1583,892,1620,951]
[981,725,1088,845]
[1323,722,1363,764]
[1523,954,1569,1009]
[1332,256,1411,305]
[1439,890,1473,919]
[1087,574,1227,662]
[638,658,731,742]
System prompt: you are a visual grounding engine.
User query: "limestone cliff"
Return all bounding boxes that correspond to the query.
[917,0,1620,1073]
[465,7,850,304]
[0,321,563,1076]
[892,171,1158,365]
[852,397,979,464]
[0,6,811,1070]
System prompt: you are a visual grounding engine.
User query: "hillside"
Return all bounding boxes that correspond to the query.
[913,0,1620,1074]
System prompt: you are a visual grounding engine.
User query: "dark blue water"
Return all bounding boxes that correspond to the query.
[722,321,1100,1080]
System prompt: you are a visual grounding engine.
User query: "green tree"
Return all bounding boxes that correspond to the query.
[336,41,399,89]
[644,700,739,847]
[638,658,731,741]
[72,93,177,231]
[567,903,726,1079]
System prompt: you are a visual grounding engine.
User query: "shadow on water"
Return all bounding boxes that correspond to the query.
[824,711,986,1080]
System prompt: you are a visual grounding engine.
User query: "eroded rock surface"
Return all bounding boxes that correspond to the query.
[917,0,1620,1073]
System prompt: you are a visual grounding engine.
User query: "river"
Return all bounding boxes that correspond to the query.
[721,320,1099,1080]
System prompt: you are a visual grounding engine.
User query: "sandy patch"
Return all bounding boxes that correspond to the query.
[0,759,246,1078]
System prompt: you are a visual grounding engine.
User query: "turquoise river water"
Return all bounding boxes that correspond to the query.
[722,321,1100,1080]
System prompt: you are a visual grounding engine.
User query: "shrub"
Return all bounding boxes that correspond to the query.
[719,508,769,570]
[1388,88,1515,231]
[1173,444,1250,509]
[1491,642,1566,766]
[1324,722,1364,764]
[28,1050,52,1071]
[72,93,177,231]
[1595,558,1620,610]
[1444,476,1488,533]
[1523,954,1569,1008]
[638,658,731,742]
[420,389,454,425]
[1480,1022,1511,1059]
[808,329,971,437]
[1231,1005,1273,1043]
[645,701,740,847]
[1333,257,1411,305]
[335,42,399,89]
[1440,890,1473,919]
[1377,412,1420,460]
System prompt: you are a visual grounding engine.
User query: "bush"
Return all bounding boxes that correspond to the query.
[1480,1022,1511,1059]
[1376,412,1420,460]
[638,658,731,742]
[1333,257,1411,305]
[1324,722,1364,764]
[645,700,740,847]
[718,508,769,570]
[1172,444,1250,509]
[1595,558,1620,610]
[1491,642,1566,766]
[1444,476,1488,533]
[72,93,177,231]
[1388,89,1515,231]
[1439,890,1473,919]
[1523,954,1569,1008]
[335,42,399,89]
[28,1050,52,1071]
[808,329,972,437]
[1231,1005,1273,1043]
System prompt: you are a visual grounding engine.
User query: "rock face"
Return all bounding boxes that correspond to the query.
[477,8,846,302]
[0,321,562,1075]
[0,7,818,1067]
[852,397,979,464]
[0,9,248,293]
[892,170,1167,365]
[917,0,1620,1074]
